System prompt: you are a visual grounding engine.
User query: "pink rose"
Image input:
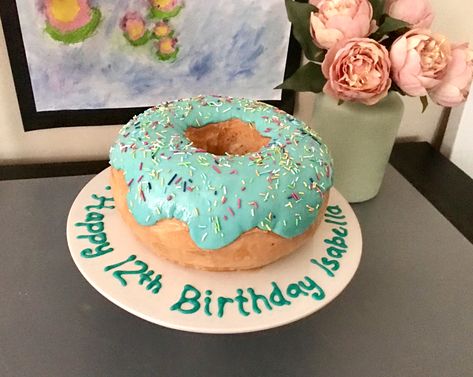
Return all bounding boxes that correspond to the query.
[385,0,434,29]
[310,0,376,50]
[390,29,451,97]
[322,38,392,105]
[429,44,473,107]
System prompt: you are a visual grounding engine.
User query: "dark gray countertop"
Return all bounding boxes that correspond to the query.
[1,165,472,377]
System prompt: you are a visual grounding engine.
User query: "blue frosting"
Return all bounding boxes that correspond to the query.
[109,96,333,250]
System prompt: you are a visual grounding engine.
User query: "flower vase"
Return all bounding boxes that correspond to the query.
[310,92,404,203]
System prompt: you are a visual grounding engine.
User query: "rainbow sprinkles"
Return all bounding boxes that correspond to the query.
[109,96,333,250]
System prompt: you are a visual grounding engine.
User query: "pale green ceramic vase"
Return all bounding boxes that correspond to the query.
[311,92,404,203]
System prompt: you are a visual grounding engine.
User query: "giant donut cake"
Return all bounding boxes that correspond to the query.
[109,96,333,271]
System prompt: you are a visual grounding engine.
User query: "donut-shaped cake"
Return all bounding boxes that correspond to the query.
[109,96,333,271]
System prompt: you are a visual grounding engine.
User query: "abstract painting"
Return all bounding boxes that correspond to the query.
[1,0,299,130]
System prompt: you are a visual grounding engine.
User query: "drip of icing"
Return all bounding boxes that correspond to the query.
[109,95,333,250]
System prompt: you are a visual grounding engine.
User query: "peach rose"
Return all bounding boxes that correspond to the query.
[322,38,392,105]
[390,29,451,97]
[429,44,473,107]
[385,0,434,29]
[310,0,376,50]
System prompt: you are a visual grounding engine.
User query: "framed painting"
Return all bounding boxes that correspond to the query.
[0,0,301,131]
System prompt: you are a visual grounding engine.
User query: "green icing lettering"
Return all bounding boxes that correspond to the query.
[235,289,250,317]
[204,297,212,316]
[321,257,340,272]
[286,283,308,298]
[104,255,137,271]
[311,286,325,301]
[298,276,318,291]
[106,258,148,287]
[85,194,115,211]
[85,212,104,222]
[170,284,201,314]
[298,277,325,301]
[77,232,107,245]
[95,242,113,255]
[326,205,343,216]
[247,288,272,314]
[333,226,348,238]
[325,219,347,226]
[204,290,212,317]
[269,282,291,307]
[310,258,335,277]
[217,296,234,318]
[297,277,325,301]
[325,213,346,220]
[80,243,113,259]
[75,221,104,234]
[114,260,148,287]
[142,272,162,294]
[77,199,115,259]
[105,186,111,190]
[324,235,348,249]
[166,277,327,317]
[139,270,155,285]
[103,255,162,294]
[327,246,346,259]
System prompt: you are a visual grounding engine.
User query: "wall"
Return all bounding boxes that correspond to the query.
[1,0,473,164]
[441,95,473,178]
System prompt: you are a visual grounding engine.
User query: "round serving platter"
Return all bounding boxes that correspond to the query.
[67,168,362,334]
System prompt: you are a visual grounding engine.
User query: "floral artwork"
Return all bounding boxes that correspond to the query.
[12,0,292,112]
[279,0,473,108]
[43,0,101,44]
[120,12,150,46]
[119,1,182,62]
[155,36,178,61]
[148,0,183,20]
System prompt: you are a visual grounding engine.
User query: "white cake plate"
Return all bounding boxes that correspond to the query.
[67,168,362,334]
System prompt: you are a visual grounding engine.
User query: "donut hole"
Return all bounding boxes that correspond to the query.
[185,118,270,156]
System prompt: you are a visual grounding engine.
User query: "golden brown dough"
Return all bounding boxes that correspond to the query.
[111,168,329,271]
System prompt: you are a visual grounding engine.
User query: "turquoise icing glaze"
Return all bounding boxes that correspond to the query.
[109,95,333,250]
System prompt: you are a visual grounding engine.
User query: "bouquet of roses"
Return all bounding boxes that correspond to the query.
[277,0,473,109]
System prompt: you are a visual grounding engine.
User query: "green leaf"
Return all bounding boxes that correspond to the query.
[390,83,407,96]
[420,96,429,113]
[369,0,386,22]
[371,16,410,40]
[275,62,326,93]
[285,0,323,61]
